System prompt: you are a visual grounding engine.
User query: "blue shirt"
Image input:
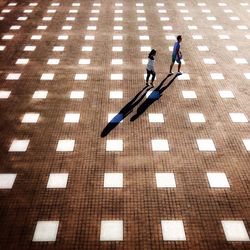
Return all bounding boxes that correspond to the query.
[172,41,180,57]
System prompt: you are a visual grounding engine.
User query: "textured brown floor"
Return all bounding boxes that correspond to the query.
[0,0,250,249]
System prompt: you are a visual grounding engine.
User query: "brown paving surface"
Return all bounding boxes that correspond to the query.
[0,0,250,249]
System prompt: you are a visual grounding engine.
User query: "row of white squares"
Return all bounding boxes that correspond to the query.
[4,73,250,80]
[0,172,233,189]
[7,139,250,152]
[0,90,238,100]
[30,219,250,242]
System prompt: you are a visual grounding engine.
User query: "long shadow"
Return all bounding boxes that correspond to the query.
[130,73,178,121]
[101,85,153,137]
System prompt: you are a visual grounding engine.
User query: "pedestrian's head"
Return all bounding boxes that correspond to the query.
[149,49,156,57]
[177,35,182,42]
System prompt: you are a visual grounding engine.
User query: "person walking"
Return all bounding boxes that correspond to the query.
[169,35,182,75]
[146,49,156,87]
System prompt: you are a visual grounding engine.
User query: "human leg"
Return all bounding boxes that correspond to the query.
[146,69,151,84]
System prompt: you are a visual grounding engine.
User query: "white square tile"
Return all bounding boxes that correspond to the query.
[93,3,101,6]
[29,3,38,6]
[112,46,123,52]
[244,73,250,79]
[74,74,88,80]
[234,58,248,64]
[10,25,21,30]
[53,46,64,52]
[111,59,123,65]
[0,90,11,99]
[104,173,123,188]
[180,9,189,13]
[72,3,80,6]
[43,17,52,21]
[18,17,28,21]
[58,35,68,40]
[41,73,54,80]
[207,173,230,188]
[64,113,80,123]
[151,139,169,151]
[23,9,33,13]
[37,25,47,30]
[207,16,216,21]
[16,58,29,65]
[31,35,41,40]
[224,9,233,13]
[197,46,209,51]
[163,26,172,31]
[138,26,148,31]
[62,25,72,30]
[91,9,100,13]
[115,3,123,6]
[192,35,203,40]
[139,35,149,40]
[100,220,123,241]
[203,58,216,64]
[33,221,59,242]
[165,35,176,40]
[178,73,190,80]
[70,91,84,99]
[66,17,75,21]
[22,113,39,123]
[240,3,249,6]
[47,173,68,188]
[9,139,29,152]
[158,9,167,13]
[33,90,48,99]
[115,10,123,14]
[148,113,164,123]
[82,46,93,52]
[202,9,211,13]
[24,45,36,51]
[198,3,207,7]
[114,17,123,21]
[222,221,249,241]
[197,139,216,151]
[109,91,123,99]
[156,173,176,188]
[47,59,60,65]
[142,59,148,64]
[188,25,198,30]
[189,113,205,123]
[243,139,250,151]
[89,17,98,21]
[219,35,230,40]
[87,26,96,30]
[183,17,193,21]
[106,140,123,151]
[0,174,16,189]
[219,90,234,99]
[108,113,123,123]
[113,35,123,40]
[2,35,14,40]
[84,35,95,40]
[137,9,145,13]
[0,46,6,51]
[138,17,146,21]
[229,113,248,123]
[237,25,248,30]
[56,140,75,152]
[160,17,169,21]
[114,26,123,30]
[69,9,78,14]
[218,3,227,6]
[140,46,151,52]
[226,45,238,51]
[161,220,186,241]
[210,73,224,80]
[230,16,240,21]
[79,59,91,65]
[182,91,197,99]
[6,73,21,80]
[8,3,17,6]
[212,25,223,30]
[111,74,123,80]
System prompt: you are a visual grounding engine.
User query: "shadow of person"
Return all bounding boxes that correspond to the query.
[130,73,178,122]
[101,85,153,137]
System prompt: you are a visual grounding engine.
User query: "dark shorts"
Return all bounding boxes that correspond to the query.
[172,55,181,64]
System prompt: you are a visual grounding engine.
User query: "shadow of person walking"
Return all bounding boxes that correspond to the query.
[130,73,178,122]
[101,85,153,137]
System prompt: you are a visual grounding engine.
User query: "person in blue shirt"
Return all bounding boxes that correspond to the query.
[169,35,182,75]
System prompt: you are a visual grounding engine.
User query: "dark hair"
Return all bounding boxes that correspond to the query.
[177,35,182,41]
[148,49,156,58]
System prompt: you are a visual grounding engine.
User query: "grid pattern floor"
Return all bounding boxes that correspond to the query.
[0,0,250,249]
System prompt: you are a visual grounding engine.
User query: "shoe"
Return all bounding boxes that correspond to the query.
[169,72,174,75]
[150,82,154,87]
[146,82,149,86]
[177,71,183,75]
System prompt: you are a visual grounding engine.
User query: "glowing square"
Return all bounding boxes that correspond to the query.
[0,91,11,99]
[87,26,96,30]
[197,46,209,51]
[237,25,248,30]
[79,59,91,64]
[163,26,172,30]
[197,139,216,151]
[47,173,68,188]
[93,3,101,6]
[156,173,176,188]
[219,90,234,99]
[84,35,95,40]
[8,3,17,6]
[203,58,216,64]
[158,9,167,13]
[115,3,123,6]
[24,46,36,51]
[72,3,80,7]
[149,113,164,123]
[189,113,205,123]
[33,91,48,99]
[178,73,190,80]
[160,17,169,21]
[151,139,169,151]
[207,173,230,188]
[91,9,100,13]
[207,16,216,21]
[47,9,56,13]
[115,10,123,13]
[37,25,47,30]
[109,91,123,99]
[224,9,233,13]
[226,45,238,51]
[234,58,248,64]
[47,59,60,65]
[218,3,227,6]
[212,25,223,30]
[62,25,72,30]
[180,9,189,13]
[23,9,33,13]
[188,25,197,30]
[70,91,84,99]
[53,46,64,52]
[111,59,123,65]
[82,46,92,51]
[114,26,123,30]
[139,35,149,40]
[245,34,250,39]
[230,16,240,20]
[41,73,54,80]
[9,139,29,152]
[244,73,250,79]
[89,17,98,21]
[138,17,146,21]
[56,140,75,152]
[18,17,28,21]
[192,35,203,40]
[16,58,29,65]
[113,35,123,40]
[6,73,21,80]
[0,174,16,189]
[0,46,6,51]
[198,3,206,7]
[182,91,197,99]
[136,3,144,7]
[112,46,123,52]
[22,113,39,123]
[165,35,176,40]
[138,26,148,30]
[108,113,123,123]
[33,221,59,242]
[111,74,123,80]
[58,35,68,40]
[43,17,52,21]
[69,9,78,13]
[243,139,250,151]
[106,140,123,151]
[29,3,38,6]
[51,3,60,6]
[222,221,250,241]
[210,73,224,80]
[142,59,147,64]
[137,10,145,13]
[229,113,248,123]
[161,220,186,241]
[64,113,80,123]
[2,35,14,40]
[74,74,88,80]
[140,46,151,52]
[31,35,41,40]
[66,17,75,21]
[219,35,230,39]
[10,25,21,30]
[104,173,123,188]
[100,220,123,241]
[114,17,123,21]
